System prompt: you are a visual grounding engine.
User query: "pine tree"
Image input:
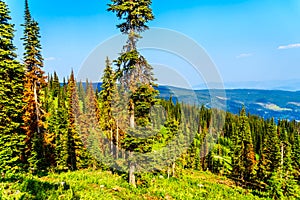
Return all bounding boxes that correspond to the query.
[278,127,299,197]
[66,70,83,170]
[292,131,300,182]
[21,0,47,172]
[231,107,255,182]
[131,84,158,126]
[108,0,157,186]
[100,58,117,155]
[77,81,85,113]
[108,0,156,128]
[0,0,26,173]
[51,71,60,97]
[111,84,128,159]
[240,108,256,181]
[257,119,281,183]
[46,88,69,171]
[77,82,101,169]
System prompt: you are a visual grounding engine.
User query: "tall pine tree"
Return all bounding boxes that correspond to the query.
[100,57,117,155]
[21,0,47,172]
[108,0,157,186]
[0,0,26,173]
[66,70,86,170]
[231,107,256,182]
[257,119,281,183]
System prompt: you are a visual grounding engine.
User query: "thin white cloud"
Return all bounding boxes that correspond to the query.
[237,53,253,59]
[44,57,56,61]
[278,43,300,50]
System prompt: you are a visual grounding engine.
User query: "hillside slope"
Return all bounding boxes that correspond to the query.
[0,169,268,200]
[91,83,300,121]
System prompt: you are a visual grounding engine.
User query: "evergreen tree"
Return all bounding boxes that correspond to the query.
[278,127,299,197]
[51,71,60,97]
[21,0,47,172]
[0,0,26,173]
[257,120,281,183]
[100,57,116,155]
[66,70,83,170]
[111,84,128,159]
[108,0,157,186]
[292,131,300,182]
[46,89,69,171]
[77,82,101,169]
[108,0,156,128]
[77,80,85,113]
[231,107,255,182]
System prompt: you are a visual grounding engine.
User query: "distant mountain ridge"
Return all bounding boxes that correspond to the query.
[193,79,300,91]
[158,86,300,122]
[81,82,300,122]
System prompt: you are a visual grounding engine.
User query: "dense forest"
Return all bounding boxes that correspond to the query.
[1,0,300,199]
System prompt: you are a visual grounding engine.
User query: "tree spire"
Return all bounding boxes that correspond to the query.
[21,0,47,171]
[24,0,31,23]
[0,0,25,173]
[108,0,158,187]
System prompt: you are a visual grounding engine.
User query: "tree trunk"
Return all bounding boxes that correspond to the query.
[172,162,176,177]
[34,82,41,135]
[110,128,113,156]
[281,143,284,166]
[122,149,125,159]
[128,100,136,186]
[129,151,136,187]
[116,120,119,159]
[129,99,135,128]
[34,82,45,159]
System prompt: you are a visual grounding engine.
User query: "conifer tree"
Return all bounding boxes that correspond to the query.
[21,0,47,171]
[52,71,60,97]
[66,70,83,170]
[77,82,101,168]
[100,57,117,155]
[277,127,299,197]
[0,0,26,173]
[231,107,255,182]
[111,84,128,159]
[257,120,281,183]
[108,0,157,186]
[56,97,70,171]
[46,88,69,171]
[292,131,300,182]
[77,81,85,113]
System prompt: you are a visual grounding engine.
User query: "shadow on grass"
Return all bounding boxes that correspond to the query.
[0,173,80,199]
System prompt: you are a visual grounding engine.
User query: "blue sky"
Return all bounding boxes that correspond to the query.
[5,0,300,86]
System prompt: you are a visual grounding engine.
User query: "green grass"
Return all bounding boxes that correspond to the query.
[0,169,270,200]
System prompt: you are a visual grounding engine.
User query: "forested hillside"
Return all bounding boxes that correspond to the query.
[1,0,300,199]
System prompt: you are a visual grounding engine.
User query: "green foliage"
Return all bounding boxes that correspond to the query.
[209,138,232,175]
[46,94,69,171]
[132,84,159,126]
[231,107,256,182]
[107,0,158,187]
[51,71,60,97]
[21,0,47,172]
[100,57,116,131]
[257,120,281,182]
[0,169,270,200]
[66,70,87,171]
[292,131,300,182]
[266,171,284,199]
[107,0,154,33]
[1,1,300,199]
[0,172,78,199]
[0,0,25,173]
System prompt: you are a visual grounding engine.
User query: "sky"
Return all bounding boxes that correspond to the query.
[5,0,300,88]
